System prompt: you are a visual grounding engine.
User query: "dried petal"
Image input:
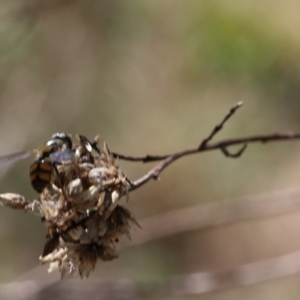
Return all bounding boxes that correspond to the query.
[0,193,28,209]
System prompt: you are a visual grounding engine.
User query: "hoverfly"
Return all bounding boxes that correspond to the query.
[0,132,75,193]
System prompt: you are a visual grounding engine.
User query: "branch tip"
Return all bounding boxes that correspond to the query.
[229,101,243,115]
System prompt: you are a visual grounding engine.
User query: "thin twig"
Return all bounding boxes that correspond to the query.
[122,102,300,190]
[113,102,300,169]
[112,101,244,162]
[199,101,243,149]
[129,132,300,190]
[113,130,300,163]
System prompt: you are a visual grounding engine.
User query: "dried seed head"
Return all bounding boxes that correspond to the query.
[0,134,139,278]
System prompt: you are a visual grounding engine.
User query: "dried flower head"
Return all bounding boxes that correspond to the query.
[0,134,140,278]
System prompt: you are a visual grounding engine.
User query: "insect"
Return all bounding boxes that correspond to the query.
[0,132,75,193]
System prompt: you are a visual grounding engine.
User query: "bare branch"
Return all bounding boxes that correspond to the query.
[113,102,300,189]
[123,101,300,190]
[111,101,243,162]
[129,131,300,190]
[114,132,300,164]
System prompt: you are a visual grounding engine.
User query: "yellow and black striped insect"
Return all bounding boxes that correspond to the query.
[0,132,74,193]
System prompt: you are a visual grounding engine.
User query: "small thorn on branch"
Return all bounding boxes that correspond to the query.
[220,144,247,158]
[199,101,244,149]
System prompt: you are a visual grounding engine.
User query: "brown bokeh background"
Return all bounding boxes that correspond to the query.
[1,1,300,299]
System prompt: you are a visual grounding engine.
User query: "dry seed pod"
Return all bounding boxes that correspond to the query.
[37,135,138,277]
[0,134,139,278]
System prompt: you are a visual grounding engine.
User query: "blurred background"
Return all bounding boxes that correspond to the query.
[1,0,300,299]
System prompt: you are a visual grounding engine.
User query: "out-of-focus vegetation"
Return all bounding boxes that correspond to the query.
[1,1,300,299]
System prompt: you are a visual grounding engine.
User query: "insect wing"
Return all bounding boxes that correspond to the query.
[49,149,74,163]
[0,150,33,165]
